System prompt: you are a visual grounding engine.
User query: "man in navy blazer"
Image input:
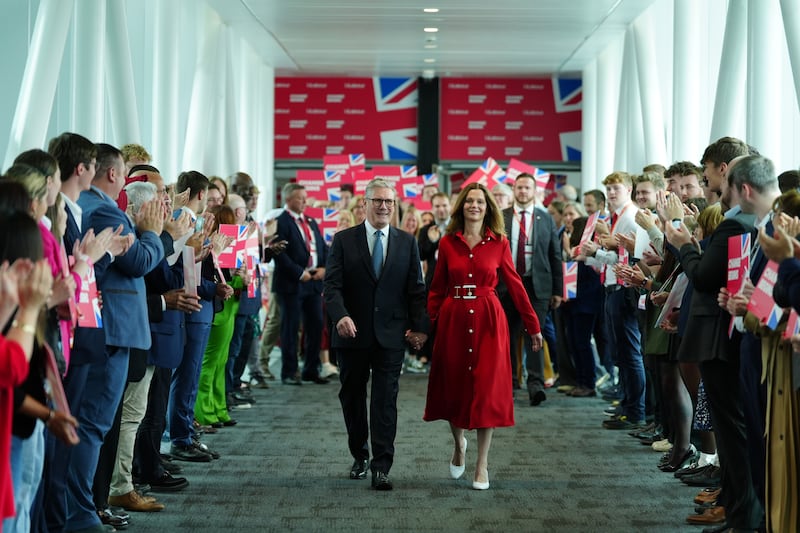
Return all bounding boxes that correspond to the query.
[272,183,328,384]
[324,179,428,491]
[60,144,164,532]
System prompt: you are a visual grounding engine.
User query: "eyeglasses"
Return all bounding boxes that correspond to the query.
[367,198,395,207]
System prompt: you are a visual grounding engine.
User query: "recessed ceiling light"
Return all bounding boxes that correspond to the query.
[424,44,437,49]
[423,8,439,13]
[424,27,438,33]
[424,58,436,63]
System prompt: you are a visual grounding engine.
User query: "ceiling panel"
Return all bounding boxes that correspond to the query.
[208,0,657,76]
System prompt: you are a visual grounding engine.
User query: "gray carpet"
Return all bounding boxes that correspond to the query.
[128,369,703,532]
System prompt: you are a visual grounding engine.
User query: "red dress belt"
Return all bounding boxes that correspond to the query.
[447,285,495,300]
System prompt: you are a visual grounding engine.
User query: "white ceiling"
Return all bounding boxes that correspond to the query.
[208,0,657,76]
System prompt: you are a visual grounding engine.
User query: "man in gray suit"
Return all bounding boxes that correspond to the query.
[498,173,563,406]
[324,178,428,491]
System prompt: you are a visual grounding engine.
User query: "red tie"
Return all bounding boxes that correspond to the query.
[610,213,618,229]
[516,210,527,275]
[299,217,313,267]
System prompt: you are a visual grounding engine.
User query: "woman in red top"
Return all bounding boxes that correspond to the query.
[0,210,54,525]
[424,183,542,490]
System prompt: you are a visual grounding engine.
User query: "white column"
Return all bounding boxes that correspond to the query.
[258,63,275,214]
[105,0,140,144]
[222,28,240,175]
[781,0,800,115]
[632,12,667,167]
[747,0,782,154]
[72,0,106,140]
[596,38,623,180]
[709,0,747,142]
[152,0,180,178]
[581,59,598,194]
[183,6,222,171]
[4,0,75,168]
[672,0,703,161]
[614,28,638,171]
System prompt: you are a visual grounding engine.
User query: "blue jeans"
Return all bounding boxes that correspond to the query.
[3,421,45,533]
[169,319,212,446]
[604,287,645,421]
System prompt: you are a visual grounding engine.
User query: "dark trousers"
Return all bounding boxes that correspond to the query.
[169,320,212,446]
[134,366,172,482]
[503,279,548,397]
[563,306,597,390]
[227,314,257,392]
[700,356,764,529]
[605,287,645,421]
[553,307,577,385]
[92,395,124,509]
[277,285,323,380]
[739,333,767,509]
[337,344,404,474]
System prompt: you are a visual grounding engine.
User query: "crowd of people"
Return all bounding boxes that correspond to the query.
[1,132,798,533]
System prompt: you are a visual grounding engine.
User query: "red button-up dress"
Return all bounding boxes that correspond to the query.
[423,230,540,429]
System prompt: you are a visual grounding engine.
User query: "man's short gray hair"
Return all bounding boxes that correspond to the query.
[125,181,157,213]
[365,178,396,199]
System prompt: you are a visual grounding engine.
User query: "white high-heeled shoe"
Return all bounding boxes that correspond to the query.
[449,437,467,479]
[472,469,490,490]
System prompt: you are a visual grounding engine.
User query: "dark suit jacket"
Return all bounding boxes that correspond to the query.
[418,221,442,288]
[498,205,563,302]
[677,213,756,363]
[74,186,164,360]
[272,209,327,294]
[324,223,428,350]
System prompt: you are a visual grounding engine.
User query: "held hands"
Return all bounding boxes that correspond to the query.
[530,332,543,352]
[405,330,428,351]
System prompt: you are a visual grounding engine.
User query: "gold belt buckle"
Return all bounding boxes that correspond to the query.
[462,284,477,300]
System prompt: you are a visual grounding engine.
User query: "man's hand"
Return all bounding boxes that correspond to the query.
[641,247,663,266]
[163,209,193,241]
[550,295,562,309]
[635,209,655,231]
[650,291,668,306]
[615,232,636,254]
[210,232,234,256]
[135,200,165,235]
[300,270,312,282]
[663,220,692,249]
[580,240,599,258]
[336,316,357,338]
[311,267,325,281]
[171,189,190,210]
[163,288,203,313]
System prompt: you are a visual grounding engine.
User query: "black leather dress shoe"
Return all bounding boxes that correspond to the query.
[98,507,129,529]
[529,390,546,406]
[371,471,393,491]
[682,465,721,487]
[146,471,189,492]
[302,375,329,384]
[282,377,302,385]
[350,459,369,479]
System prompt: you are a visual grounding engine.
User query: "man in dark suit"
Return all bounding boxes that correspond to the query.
[498,173,563,406]
[324,178,428,491]
[664,152,767,532]
[272,183,328,384]
[60,144,165,532]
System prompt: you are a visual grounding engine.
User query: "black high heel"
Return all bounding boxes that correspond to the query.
[659,445,696,472]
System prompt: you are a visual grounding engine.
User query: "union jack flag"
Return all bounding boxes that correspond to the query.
[325,170,343,183]
[326,187,342,204]
[374,77,418,111]
[563,261,578,300]
[766,304,784,330]
[553,77,582,112]
[401,165,417,178]
[349,153,365,168]
[403,183,419,198]
[323,227,336,244]
[323,208,340,223]
[421,173,438,187]
[480,157,506,185]
[784,309,800,339]
[533,167,552,190]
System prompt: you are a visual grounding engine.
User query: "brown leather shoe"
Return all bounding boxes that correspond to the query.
[108,490,165,512]
[693,487,721,504]
[686,505,726,524]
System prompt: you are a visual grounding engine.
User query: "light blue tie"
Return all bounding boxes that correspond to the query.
[372,230,384,277]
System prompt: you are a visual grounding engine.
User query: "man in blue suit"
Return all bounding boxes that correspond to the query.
[272,183,328,384]
[61,143,164,532]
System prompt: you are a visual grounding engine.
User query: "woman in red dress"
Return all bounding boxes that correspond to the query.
[424,183,542,490]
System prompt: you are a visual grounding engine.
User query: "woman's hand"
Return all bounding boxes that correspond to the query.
[531,332,543,352]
